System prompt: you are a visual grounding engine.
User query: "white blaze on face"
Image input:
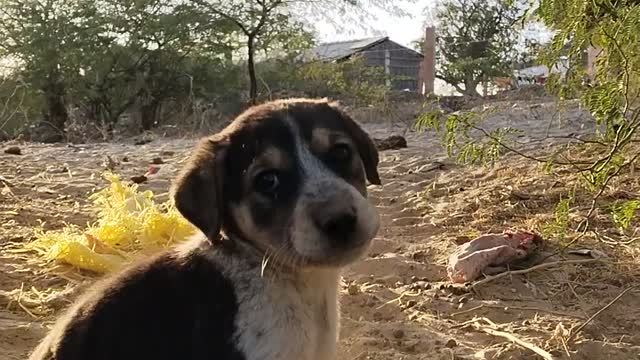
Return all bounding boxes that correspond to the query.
[285,117,380,265]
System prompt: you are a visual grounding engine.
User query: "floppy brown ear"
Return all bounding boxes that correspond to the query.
[172,137,226,242]
[330,103,382,185]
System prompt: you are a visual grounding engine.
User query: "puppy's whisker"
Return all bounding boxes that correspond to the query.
[261,252,270,278]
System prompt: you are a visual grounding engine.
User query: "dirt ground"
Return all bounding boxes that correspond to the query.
[1,98,640,359]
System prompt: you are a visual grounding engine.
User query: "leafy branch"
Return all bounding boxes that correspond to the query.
[415,0,640,245]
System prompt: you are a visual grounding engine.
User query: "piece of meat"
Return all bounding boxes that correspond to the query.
[447,229,542,283]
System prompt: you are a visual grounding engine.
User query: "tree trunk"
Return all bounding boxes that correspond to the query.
[482,74,489,97]
[38,76,68,143]
[463,77,481,98]
[141,99,160,131]
[45,92,68,131]
[247,36,258,105]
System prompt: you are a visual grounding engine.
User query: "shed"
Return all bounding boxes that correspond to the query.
[305,37,424,92]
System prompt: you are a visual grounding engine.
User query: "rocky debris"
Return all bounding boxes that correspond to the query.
[130,175,148,184]
[374,135,407,151]
[134,139,152,146]
[151,157,164,165]
[392,329,405,339]
[3,146,21,155]
[445,339,457,348]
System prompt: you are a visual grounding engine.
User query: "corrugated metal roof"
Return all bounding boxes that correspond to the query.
[304,37,389,61]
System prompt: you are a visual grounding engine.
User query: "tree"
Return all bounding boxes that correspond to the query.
[535,0,640,195]
[190,0,407,105]
[0,0,410,139]
[416,0,640,242]
[431,0,520,97]
[0,0,100,141]
[190,0,296,104]
[78,0,215,130]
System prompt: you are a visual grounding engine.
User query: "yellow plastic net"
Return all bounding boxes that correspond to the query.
[22,172,196,274]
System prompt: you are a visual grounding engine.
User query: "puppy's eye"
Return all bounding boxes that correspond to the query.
[328,144,352,162]
[254,170,280,196]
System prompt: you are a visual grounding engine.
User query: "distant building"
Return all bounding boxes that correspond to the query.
[304,37,424,92]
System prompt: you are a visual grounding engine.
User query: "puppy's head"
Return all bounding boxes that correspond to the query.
[172,98,381,268]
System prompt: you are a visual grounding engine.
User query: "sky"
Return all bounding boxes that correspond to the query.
[313,0,554,48]
[314,1,433,47]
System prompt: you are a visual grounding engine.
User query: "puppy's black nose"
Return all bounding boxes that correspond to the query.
[317,212,358,241]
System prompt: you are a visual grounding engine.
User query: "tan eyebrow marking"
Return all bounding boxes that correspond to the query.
[310,128,353,153]
[246,146,290,181]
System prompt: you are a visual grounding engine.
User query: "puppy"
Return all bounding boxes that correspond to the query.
[29,98,381,360]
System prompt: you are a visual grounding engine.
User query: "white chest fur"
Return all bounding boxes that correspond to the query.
[178,237,342,360]
[227,260,340,360]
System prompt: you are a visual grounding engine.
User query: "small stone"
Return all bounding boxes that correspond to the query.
[4,146,21,155]
[135,139,152,145]
[410,281,429,291]
[454,235,471,245]
[347,284,359,295]
[121,156,130,162]
[445,339,457,348]
[374,135,407,151]
[373,312,383,321]
[162,151,175,156]
[151,157,164,164]
[392,329,405,339]
[130,175,148,184]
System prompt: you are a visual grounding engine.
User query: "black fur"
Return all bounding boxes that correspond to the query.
[29,246,245,360]
[223,116,301,231]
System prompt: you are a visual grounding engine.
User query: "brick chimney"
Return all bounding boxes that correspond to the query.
[419,26,436,95]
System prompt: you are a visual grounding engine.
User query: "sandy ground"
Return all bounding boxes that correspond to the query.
[1,98,640,359]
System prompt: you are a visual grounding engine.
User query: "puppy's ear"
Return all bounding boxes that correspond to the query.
[330,103,382,185]
[172,137,227,242]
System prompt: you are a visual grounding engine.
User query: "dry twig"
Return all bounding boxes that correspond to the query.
[567,284,640,343]
[464,317,555,359]
[451,304,484,317]
[471,259,601,289]
[479,326,555,360]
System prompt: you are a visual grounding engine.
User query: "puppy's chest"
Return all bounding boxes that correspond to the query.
[232,273,338,360]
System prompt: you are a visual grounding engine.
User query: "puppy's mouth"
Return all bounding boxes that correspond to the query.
[301,240,373,268]
[286,220,379,269]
